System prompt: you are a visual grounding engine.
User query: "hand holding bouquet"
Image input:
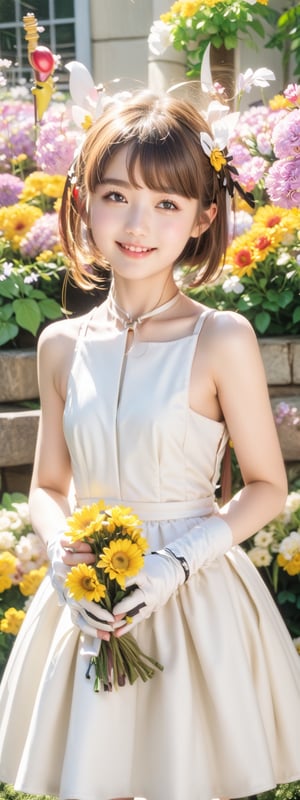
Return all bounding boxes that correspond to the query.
[64,501,163,692]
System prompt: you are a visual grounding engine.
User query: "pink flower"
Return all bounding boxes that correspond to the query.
[272,108,300,159]
[234,156,267,192]
[265,157,300,209]
[284,84,300,105]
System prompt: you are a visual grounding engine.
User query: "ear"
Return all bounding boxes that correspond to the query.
[191,202,217,238]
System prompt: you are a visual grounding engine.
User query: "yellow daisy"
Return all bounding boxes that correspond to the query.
[98,538,144,589]
[65,563,106,602]
[0,203,42,250]
[65,500,106,541]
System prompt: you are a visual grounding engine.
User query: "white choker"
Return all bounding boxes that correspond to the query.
[107,290,180,331]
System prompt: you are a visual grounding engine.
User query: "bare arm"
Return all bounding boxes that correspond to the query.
[29,322,75,546]
[207,312,287,544]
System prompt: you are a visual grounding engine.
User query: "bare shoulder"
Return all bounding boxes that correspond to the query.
[37,312,92,398]
[38,313,88,358]
[202,307,258,354]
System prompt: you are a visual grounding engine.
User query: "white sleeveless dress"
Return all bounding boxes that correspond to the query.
[0,310,300,800]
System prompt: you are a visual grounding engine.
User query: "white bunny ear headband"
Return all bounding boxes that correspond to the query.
[197,46,257,208]
[65,50,275,211]
[199,98,255,209]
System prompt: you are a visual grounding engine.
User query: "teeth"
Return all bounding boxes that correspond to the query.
[122,243,151,253]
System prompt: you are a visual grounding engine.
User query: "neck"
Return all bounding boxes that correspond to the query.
[109,277,178,319]
[107,278,180,332]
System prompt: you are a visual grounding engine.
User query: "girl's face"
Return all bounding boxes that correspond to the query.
[88,145,205,283]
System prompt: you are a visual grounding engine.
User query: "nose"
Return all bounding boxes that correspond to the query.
[125,203,148,237]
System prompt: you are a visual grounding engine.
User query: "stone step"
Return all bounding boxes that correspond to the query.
[0,406,39,467]
[0,349,38,403]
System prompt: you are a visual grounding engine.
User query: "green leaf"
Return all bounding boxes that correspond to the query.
[0,277,17,299]
[12,298,41,336]
[277,290,294,308]
[39,298,62,320]
[292,306,300,323]
[277,590,296,604]
[0,302,14,321]
[254,311,271,334]
[0,321,18,346]
[249,18,266,38]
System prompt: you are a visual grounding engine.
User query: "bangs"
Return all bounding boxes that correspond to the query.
[125,137,201,199]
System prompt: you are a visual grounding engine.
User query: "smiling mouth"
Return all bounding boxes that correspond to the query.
[117,242,156,254]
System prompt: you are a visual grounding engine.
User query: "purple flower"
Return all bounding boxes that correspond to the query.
[265,156,300,208]
[229,144,251,168]
[272,108,300,159]
[235,156,267,192]
[35,119,80,175]
[19,213,59,258]
[0,174,24,206]
[0,102,35,168]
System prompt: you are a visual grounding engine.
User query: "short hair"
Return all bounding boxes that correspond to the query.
[59,90,229,289]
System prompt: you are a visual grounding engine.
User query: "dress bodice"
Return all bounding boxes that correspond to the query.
[63,310,228,513]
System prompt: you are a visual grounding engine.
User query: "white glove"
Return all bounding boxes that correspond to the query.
[47,537,115,635]
[113,515,232,634]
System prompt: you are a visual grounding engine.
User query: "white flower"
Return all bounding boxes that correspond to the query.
[5,511,23,533]
[247,547,272,567]
[148,20,172,56]
[0,511,13,531]
[11,502,30,525]
[278,531,300,561]
[254,529,274,547]
[0,530,16,550]
[15,532,47,570]
[280,491,300,523]
[222,275,244,294]
[237,68,276,94]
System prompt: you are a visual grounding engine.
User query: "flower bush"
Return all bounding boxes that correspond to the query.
[243,491,300,645]
[0,492,48,678]
[0,59,81,348]
[148,0,277,77]
[188,83,300,336]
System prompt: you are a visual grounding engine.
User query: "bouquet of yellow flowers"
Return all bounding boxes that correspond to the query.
[64,500,163,692]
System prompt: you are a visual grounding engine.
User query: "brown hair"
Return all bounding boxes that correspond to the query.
[59,90,229,289]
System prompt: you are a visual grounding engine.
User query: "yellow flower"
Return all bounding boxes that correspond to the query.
[98,538,144,589]
[65,563,106,602]
[210,148,227,173]
[82,114,93,131]
[19,565,48,596]
[0,551,17,591]
[10,153,28,166]
[226,234,256,277]
[269,94,292,111]
[66,500,107,541]
[20,172,65,202]
[253,205,287,230]
[278,553,300,576]
[0,203,42,249]
[0,607,25,635]
[106,505,142,534]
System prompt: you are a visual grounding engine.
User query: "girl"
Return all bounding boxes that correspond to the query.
[0,90,300,800]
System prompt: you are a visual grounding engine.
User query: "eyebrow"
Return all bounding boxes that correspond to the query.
[101,178,130,187]
[101,177,179,195]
